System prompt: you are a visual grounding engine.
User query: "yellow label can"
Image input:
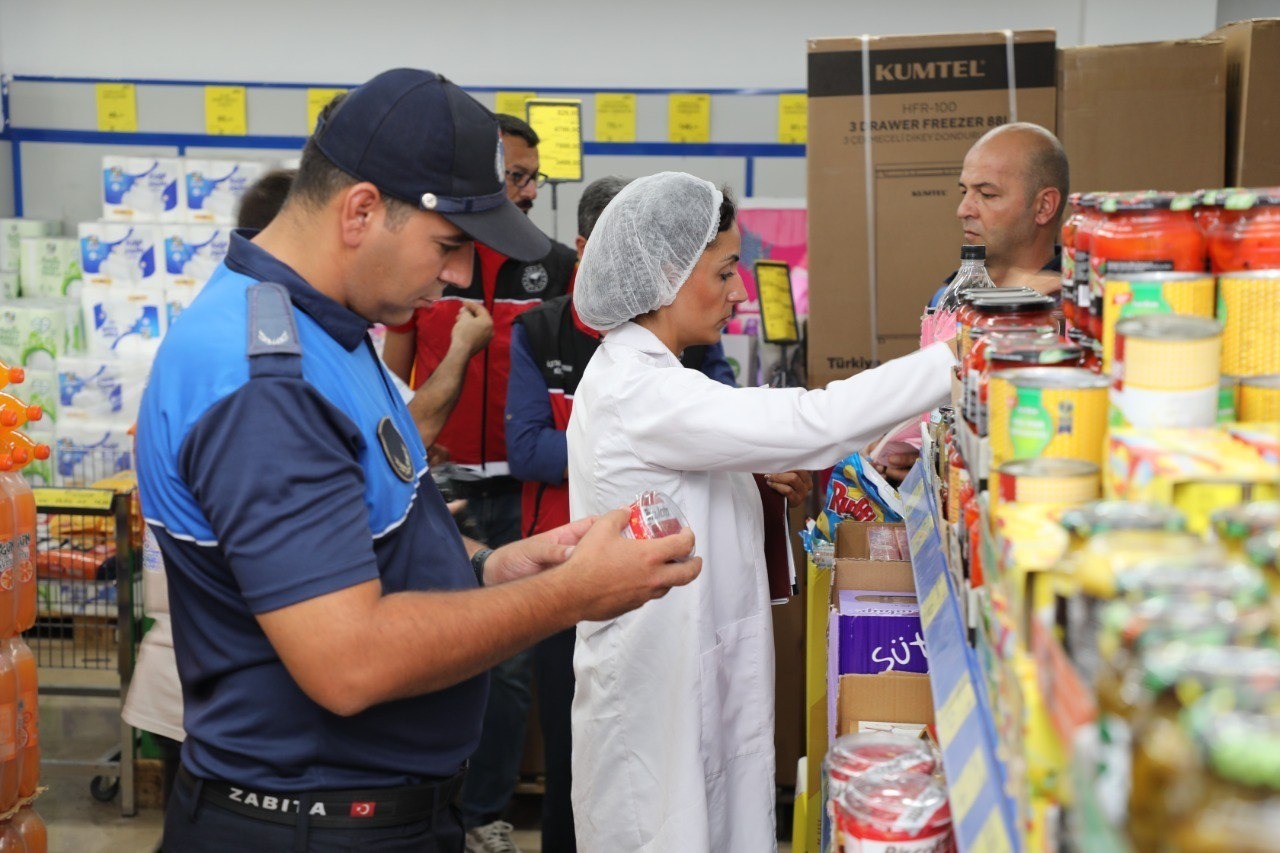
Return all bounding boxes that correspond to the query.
[989,368,1110,469]
[1110,314,1222,428]
[1240,375,1280,422]
[1219,270,1280,376]
[995,458,1100,508]
[1101,272,1215,372]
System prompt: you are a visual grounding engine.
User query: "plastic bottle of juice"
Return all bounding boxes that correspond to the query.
[0,396,39,432]
[0,366,21,392]
[0,643,19,814]
[0,819,23,853]
[8,639,36,799]
[0,454,40,635]
[10,808,41,853]
[0,457,17,640]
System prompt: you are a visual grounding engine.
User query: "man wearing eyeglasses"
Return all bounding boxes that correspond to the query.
[382,112,575,853]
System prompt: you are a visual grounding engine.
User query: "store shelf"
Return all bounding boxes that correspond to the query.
[900,460,1021,853]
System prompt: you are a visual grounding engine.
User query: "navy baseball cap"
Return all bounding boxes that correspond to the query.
[313,68,550,262]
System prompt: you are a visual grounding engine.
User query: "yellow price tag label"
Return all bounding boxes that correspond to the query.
[777,93,807,144]
[909,510,934,554]
[937,679,976,745]
[32,488,115,512]
[754,262,798,343]
[306,88,347,134]
[973,807,1015,853]
[95,83,138,132]
[920,575,946,628]
[205,86,247,135]
[950,750,988,821]
[668,93,710,143]
[526,99,582,183]
[594,93,636,142]
[495,91,537,118]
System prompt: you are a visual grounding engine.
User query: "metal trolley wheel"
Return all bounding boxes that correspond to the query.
[90,774,120,802]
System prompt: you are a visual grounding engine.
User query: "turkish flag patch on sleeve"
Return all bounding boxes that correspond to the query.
[350,801,376,818]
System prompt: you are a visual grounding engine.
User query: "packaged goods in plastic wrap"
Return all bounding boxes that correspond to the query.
[810,453,904,547]
[184,160,267,224]
[0,271,16,300]
[81,284,167,358]
[57,355,151,422]
[1107,427,1280,532]
[0,299,78,370]
[20,369,58,425]
[102,156,185,222]
[1226,422,1280,464]
[54,418,134,486]
[78,222,159,287]
[161,224,230,288]
[0,219,61,272]
[19,236,83,298]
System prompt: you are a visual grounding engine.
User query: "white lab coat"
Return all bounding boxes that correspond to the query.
[567,323,953,852]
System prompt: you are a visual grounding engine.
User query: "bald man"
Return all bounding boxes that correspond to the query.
[928,121,1069,307]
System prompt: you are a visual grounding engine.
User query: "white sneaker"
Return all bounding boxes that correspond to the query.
[465,820,522,853]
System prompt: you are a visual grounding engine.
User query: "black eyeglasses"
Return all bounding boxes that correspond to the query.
[505,169,548,189]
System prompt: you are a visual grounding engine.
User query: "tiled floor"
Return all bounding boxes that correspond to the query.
[37,669,792,851]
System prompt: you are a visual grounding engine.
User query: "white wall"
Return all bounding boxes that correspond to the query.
[0,0,1222,89]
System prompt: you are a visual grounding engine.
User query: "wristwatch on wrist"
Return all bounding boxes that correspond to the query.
[470,547,494,586]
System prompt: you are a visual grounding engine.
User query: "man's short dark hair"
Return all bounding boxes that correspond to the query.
[496,113,539,148]
[291,91,413,229]
[577,176,629,241]
[236,168,297,230]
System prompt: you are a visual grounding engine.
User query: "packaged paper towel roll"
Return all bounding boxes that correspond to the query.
[0,271,17,300]
[185,160,267,224]
[19,236,83,298]
[102,157,185,222]
[0,299,70,370]
[1,218,62,272]
[79,222,159,286]
[81,284,167,359]
[162,224,230,287]
[18,424,56,486]
[54,417,134,486]
[19,368,59,425]
[57,355,151,421]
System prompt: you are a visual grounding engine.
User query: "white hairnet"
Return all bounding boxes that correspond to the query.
[573,171,723,332]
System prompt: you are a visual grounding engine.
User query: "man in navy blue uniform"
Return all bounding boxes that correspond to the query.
[135,68,702,853]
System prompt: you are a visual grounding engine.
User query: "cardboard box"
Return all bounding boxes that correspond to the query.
[806,29,1056,387]
[1210,18,1280,186]
[1057,39,1226,193]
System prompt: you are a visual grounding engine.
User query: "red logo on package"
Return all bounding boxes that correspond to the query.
[350,801,376,818]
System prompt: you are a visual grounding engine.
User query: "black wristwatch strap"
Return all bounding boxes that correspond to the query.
[470,548,494,586]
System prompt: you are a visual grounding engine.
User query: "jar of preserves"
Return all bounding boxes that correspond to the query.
[960,289,1056,362]
[1208,188,1280,274]
[834,770,954,852]
[961,325,1056,430]
[1073,194,1106,340]
[1061,192,1085,326]
[1089,192,1207,341]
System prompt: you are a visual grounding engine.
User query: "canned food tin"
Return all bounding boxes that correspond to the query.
[1239,375,1280,422]
[1219,375,1240,423]
[1110,314,1222,428]
[1101,271,1216,372]
[996,458,1100,506]
[980,336,1086,436]
[988,368,1110,468]
[1219,269,1280,376]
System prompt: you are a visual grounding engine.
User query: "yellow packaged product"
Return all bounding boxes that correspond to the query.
[1239,375,1280,422]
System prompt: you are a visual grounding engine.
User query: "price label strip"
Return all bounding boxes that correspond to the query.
[33,488,114,513]
[95,83,137,132]
[205,85,247,135]
[306,88,347,133]
[668,93,710,143]
[937,679,976,746]
[525,99,583,183]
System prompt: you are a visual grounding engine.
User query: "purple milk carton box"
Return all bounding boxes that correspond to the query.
[837,589,928,674]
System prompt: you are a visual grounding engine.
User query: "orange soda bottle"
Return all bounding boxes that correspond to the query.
[11,807,42,853]
[0,458,16,640]
[0,364,21,391]
[0,818,23,853]
[0,396,39,432]
[0,452,40,634]
[7,640,36,799]
[0,644,19,813]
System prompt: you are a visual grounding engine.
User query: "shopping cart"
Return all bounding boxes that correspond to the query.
[26,448,143,817]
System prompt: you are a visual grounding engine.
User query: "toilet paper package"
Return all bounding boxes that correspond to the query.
[164,280,204,327]
[79,222,159,286]
[0,299,73,370]
[0,271,17,300]
[1,218,62,272]
[58,354,151,422]
[162,224,230,287]
[102,157,185,222]
[185,160,267,223]
[19,236,83,298]
[54,417,135,486]
[81,284,168,358]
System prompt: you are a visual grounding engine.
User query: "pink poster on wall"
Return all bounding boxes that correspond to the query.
[730,202,807,335]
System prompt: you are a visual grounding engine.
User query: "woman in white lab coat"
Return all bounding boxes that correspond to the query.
[566,172,954,852]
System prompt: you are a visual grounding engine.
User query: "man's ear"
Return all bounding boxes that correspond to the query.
[1034,187,1061,227]
[338,182,383,247]
[574,235,587,259]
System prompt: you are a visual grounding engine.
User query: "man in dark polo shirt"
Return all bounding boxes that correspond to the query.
[135,68,701,852]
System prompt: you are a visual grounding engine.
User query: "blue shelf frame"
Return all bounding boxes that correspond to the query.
[901,460,1021,853]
